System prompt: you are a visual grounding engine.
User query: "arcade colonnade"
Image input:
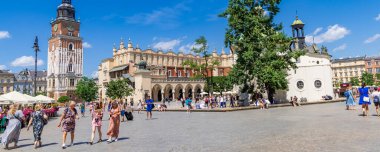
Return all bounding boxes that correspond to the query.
[151,82,205,102]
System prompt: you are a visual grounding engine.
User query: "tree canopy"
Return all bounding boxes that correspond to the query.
[350,77,360,86]
[57,96,70,103]
[182,36,221,94]
[361,72,374,86]
[220,0,304,101]
[106,79,134,100]
[75,77,98,102]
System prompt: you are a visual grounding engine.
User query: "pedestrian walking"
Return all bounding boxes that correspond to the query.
[146,97,154,119]
[80,103,85,117]
[137,100,142,114]
[358,83,371,116]
[89,103,103,145]
[0,104,24,150]
[372,87,380,116]
[181,98,185,108]
[130,99,134,107]
[120,101,126,122]
[107,101,121,143]
[57,101,79,149]
[344,86,356,110]
[185,97,192,113]
[27,104,48,149]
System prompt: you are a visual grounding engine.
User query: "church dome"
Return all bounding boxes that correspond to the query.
[138,60,147,66]
[292,16,304,26]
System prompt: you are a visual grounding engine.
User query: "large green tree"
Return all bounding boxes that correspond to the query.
[350,77,360,86]
[210,76,233,95]
[182,36,220,94]
[106,79,134,100]
[361,72,374,86]
[220,0,304,102]
[57,96,70,103]
[75,77,99,102]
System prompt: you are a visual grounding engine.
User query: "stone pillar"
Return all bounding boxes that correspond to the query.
[172,90,175,101]
[161,89,165,102]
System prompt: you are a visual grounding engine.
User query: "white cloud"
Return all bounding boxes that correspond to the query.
[11,56,44,67]
[375,14,380,21]
[0,65,6,70]
[332,44,347,52]
[83,42,92,48]
[91,71,98,79]
[364,34,380,44]
[305,24,350,44]
[152,39,181,50]
[179,43,202,54]
[0,31,10,39]
[312,27,323,35]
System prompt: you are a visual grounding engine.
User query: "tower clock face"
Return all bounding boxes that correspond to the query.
[54,24,58,32]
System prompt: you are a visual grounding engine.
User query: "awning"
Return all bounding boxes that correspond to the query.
[109,65,129,73]
[122,74,135,82]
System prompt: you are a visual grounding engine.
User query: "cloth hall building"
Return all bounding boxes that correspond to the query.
[98,40,235,102]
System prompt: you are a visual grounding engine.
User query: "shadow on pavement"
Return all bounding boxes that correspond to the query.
[40,142,58,148]
[12,143,34,149]
[74,141,89,146]
[117,137,129,141]
[18,139,31,142]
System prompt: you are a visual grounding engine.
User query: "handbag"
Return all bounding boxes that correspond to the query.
[43,114,48,125]
[363,97,370,102]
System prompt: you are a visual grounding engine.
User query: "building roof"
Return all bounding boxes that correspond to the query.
[109,65,129,73]
[331,56,367,63]
[292,16,304,26]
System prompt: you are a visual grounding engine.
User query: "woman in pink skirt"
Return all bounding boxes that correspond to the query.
[106,101,120,143]
[89,103,103,145]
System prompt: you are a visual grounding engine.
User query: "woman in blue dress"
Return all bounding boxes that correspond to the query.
[145,96,154,120]
[358,83,371,116]
[345,86,356,110]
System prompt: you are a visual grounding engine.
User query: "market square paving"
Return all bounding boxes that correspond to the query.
[2,102,380,152]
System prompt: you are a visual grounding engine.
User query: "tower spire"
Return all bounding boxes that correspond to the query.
[120,37,125,49]
[62,0,72,4]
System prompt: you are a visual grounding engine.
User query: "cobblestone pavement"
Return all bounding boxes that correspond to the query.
[3,102,380,152]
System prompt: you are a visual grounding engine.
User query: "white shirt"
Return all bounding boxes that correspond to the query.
[372,91,380,99]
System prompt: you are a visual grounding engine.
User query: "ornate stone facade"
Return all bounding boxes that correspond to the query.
[98,39,234,102]
[47,0,83,101]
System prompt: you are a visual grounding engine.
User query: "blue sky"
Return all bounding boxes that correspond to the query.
[0,0,380,77]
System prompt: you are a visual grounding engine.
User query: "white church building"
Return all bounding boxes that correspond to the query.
[274,16,334,102]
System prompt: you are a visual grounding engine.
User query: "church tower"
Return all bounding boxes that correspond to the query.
[47,0,83,101]
[291,16,306,50]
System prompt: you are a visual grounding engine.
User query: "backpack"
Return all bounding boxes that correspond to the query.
[374,95,380,103]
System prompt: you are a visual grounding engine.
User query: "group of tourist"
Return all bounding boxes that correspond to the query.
[0,95,157,150]
[344,82,380,116]
[0,103,49,149]
[203,95,237,109]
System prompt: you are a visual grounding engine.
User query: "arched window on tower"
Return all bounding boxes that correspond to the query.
[69,44,73,50]
[68,59,73,72]
[168,70,172,77]
[68,63,73,72]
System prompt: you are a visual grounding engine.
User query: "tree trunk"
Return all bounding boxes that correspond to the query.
[266,86,275,103]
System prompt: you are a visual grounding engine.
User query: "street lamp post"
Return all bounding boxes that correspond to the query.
[33,36,40,96]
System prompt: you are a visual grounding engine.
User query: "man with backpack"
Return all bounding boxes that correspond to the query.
[371,87,380,116]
